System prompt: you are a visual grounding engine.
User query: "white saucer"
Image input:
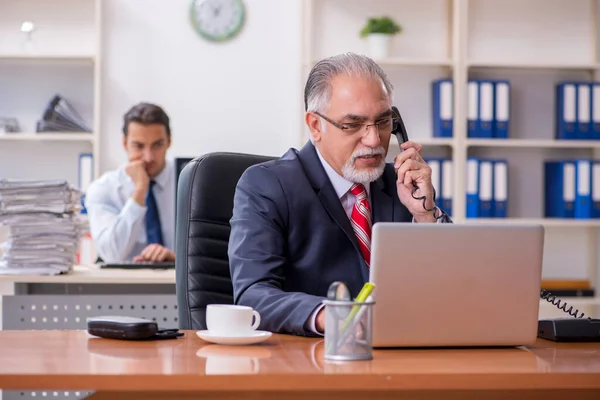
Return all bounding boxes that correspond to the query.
[196,330,272,345]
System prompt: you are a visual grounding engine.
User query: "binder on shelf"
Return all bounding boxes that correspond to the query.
[441,158,453,217]
[555,82,577,140]
[593,161,600,218]
[36,94,92,133]
[467,80,479,138]
[78,153,93,192]
[493,160,508,218]
[478,160,494,218]
[494,80,510,139]
[432,78,453,138]
[544,161,576,218]
[577,83,591,140]
[466,158,479,218]
[477,80,494,138]
[575,159,592,219]
[78,153,93,214]
[591,83,600,140]
[425,158,441,207]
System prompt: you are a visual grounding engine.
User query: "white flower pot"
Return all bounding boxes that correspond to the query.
[367,33,392,59]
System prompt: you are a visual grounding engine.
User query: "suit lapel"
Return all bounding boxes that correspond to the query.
[297,143,361,254]
[371,176,394,224]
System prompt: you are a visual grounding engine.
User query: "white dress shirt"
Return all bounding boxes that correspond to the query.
[84,160,175,262]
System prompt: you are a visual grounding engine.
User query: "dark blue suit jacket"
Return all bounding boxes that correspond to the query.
[228,142,419,335]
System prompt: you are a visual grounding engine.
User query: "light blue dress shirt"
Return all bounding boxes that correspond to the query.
[84,160,175,262]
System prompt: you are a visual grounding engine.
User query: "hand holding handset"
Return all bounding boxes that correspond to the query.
[391,106,439,216]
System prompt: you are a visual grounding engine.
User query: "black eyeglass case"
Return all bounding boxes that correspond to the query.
[87,316,184,340]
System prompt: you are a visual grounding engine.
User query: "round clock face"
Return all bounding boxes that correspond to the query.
[190,0,245,42]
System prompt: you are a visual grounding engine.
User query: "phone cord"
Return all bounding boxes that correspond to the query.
[411,185,445,220]
[540,289,592,320]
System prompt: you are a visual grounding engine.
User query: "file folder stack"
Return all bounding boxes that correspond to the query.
[467,80,510,139]
[556,81,600,140]
[0,179,85,275]
[465,158,509,218]
[545,159,600,218]
[36,94,92,133]
[424,157,453,217]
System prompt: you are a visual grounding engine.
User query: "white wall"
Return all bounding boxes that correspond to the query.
[100,0,304,172]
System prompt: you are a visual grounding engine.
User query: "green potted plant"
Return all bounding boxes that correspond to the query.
[360,16,402,59]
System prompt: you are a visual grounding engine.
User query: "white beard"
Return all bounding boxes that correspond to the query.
[341,147,386,184]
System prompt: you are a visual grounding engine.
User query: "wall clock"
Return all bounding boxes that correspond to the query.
[190,0,246,42]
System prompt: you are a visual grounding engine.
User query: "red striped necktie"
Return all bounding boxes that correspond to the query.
[350,183,372,266]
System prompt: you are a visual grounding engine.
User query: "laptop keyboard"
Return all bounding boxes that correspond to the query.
[99,261,175,270]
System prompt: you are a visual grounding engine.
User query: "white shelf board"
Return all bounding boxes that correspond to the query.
[467,61,598,70]
[466,139,600,149]
[465,218,600,228]
[305,58,452,68]
[390,136,454,147]
[0,54,95,62]
[0,133,94,142]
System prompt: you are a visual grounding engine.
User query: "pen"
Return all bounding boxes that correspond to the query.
[340,282,375,332]
[336,295,374,349]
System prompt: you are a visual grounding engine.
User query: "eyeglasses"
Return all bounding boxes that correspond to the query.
[313,110,400,136]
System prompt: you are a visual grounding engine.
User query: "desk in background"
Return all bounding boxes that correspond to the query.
[0,265,177,330]
[0,330,599,400]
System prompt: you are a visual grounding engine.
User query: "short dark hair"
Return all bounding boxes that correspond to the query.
[122,102,171,137]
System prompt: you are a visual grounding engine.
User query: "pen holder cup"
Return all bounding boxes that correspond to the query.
[322,298,375,361]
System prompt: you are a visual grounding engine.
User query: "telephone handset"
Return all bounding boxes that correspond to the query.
[391,106,442,219]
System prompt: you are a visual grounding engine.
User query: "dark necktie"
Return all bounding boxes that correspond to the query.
[146,180,164,246]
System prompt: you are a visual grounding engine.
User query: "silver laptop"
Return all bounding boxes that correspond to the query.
[369,223,544,347]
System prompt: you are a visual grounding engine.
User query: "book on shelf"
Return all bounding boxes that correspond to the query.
[541,279,590,290]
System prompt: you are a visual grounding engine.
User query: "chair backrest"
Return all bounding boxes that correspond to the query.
[175,152,276,329]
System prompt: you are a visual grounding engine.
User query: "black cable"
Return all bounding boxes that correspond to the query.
[411,185,445,220]
[540,289,592,320]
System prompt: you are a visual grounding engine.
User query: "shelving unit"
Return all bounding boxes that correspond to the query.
[301,0,600,312]
[0,133,94,142]
[0,0,101,187]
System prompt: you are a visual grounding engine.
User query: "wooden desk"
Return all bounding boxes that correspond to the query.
[0,330,599,400]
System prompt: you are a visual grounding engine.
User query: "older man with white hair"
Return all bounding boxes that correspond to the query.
[228,52,451,336]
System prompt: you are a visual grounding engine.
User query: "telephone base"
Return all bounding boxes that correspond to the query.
[537,318,600,342]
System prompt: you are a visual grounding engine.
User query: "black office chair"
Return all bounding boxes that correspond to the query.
[175,152,276,329]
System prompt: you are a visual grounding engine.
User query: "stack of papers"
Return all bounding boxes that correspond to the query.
[0,180,85,275]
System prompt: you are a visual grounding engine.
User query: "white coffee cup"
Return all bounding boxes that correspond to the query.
[205,304,261,335]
